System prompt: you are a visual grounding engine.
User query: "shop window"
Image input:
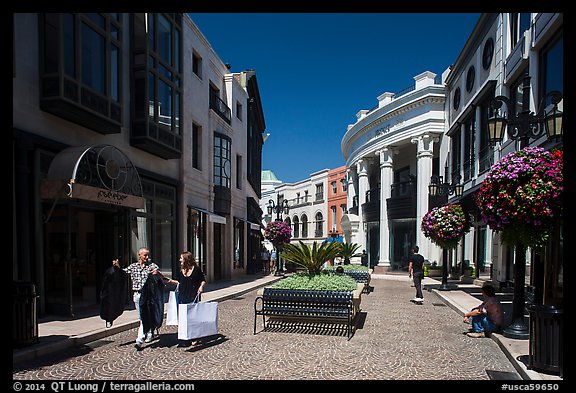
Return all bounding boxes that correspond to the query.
[234,218,244,269]
[187,207,207,274]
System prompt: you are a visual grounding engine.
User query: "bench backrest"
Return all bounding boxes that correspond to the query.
[344,270,370,283]
[263,288,352,307]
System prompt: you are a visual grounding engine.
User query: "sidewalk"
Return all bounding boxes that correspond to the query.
[421,276,562,381]
[13,273,561,381]
[13,273,282,365]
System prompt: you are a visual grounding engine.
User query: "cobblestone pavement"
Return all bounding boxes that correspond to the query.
[13,277,519,380]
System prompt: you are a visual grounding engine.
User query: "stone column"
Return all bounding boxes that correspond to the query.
[346,168,357,215]
[411,134,438,262]
[356,159,369,253]
[375,147,394,272]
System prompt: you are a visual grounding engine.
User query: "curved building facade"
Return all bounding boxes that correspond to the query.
[341,71,447,272]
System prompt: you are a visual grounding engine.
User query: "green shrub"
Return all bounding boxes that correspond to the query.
[281,241,341,274]
[323,265,370,272]
[271,272,358,291]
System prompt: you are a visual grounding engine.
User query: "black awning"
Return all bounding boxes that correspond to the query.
[41,144,145,209]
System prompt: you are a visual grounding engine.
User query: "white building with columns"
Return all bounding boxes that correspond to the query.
[341,71,447,272]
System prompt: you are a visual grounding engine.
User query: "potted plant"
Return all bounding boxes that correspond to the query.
[421,203,471,250]
[264,220,292,272]
[280,240,341,274]
[336,242,363,265]
[476,146,563,340]
[476,147,563,249]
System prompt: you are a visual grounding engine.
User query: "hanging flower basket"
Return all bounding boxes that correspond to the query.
[476,147,563,248]
[421,203,471,250]
[264,221,292,249]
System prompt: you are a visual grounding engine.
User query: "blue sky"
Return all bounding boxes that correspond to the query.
[189,13,481,184]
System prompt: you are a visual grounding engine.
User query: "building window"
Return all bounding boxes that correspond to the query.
[293,216,300,238]
[192,123,201,170]
[463,115,475,181]
[331,181,337,194]
[466,66,475,93]
[315,212,324,238]
[39,13,123,134]
[341,178,347,192]
[209,83,231,124]
[451,128,461,184]
[341,204,347,216]
[510,69,528,118]
[479,94,495,173]
[301,214,308,238]
[187,207,207,274]
[331,206,337,231]
[510,13,531,48]
[214,133,231,188]
[453,88,461,110]
[236,100,242,120]
[482,37,494,70]
[315,183,324,201]
[192,50,202,78]
[539,31,563,107]
[130,13,182,159]
[236,154,242,189]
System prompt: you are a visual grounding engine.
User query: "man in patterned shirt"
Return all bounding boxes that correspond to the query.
[113,247,165,349]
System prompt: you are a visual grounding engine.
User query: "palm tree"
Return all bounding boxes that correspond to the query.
[281,241,341,274]
[337,242,363,265]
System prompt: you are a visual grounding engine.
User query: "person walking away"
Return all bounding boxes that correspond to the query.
[408,246,425,302]
[463,283,503,338]
[165,251,206,346]
[270,249,277,273]
[113,247,168,349]
[261,247,270,273]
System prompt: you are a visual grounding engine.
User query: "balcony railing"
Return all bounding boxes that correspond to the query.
[209,92,231,124]
[390,180,416,198]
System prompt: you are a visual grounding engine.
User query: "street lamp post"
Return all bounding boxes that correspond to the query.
[487,76,563,340]
[428,165,464,291]
[267,197,289,276]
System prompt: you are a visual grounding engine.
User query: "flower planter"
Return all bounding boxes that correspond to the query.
[427,269,443,277]
[256,282,364,320]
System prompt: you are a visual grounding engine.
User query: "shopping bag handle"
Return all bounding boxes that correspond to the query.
[193,292,200,303]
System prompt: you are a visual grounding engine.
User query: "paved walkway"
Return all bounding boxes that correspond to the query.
[13,273,561,381]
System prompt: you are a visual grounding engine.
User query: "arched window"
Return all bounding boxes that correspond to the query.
[293,216,300,238]
[315,212,323,238]
[301,214,308,238]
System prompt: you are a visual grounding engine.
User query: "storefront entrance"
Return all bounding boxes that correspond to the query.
[390,219,416,271]
[43,204,129,316]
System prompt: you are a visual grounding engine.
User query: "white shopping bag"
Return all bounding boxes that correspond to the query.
[177,301,218,340]
[166,291,178,326]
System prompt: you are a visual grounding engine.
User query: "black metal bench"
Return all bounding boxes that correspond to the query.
[254,288,355,339]
[343,270,371,293]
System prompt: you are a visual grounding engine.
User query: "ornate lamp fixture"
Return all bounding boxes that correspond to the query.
[429,165,463,198]
[487,76,563,146]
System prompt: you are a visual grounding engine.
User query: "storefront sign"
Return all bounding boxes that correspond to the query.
[41,180,145,209]
[70,183,145,209]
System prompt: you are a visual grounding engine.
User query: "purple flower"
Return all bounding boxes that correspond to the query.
[476,147,563,248]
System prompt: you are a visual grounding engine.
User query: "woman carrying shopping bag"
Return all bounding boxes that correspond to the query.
[166,251,206,346]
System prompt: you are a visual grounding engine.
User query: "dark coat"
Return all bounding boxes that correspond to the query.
[139,273,165,334]
[99,266,128,326]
